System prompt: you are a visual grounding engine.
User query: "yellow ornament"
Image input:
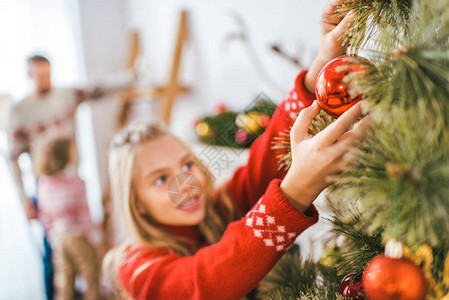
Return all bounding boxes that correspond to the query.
[444,252,449,290]
[403,244,449,299]
[196,122,211,138]
[245,112,261,133]
[319,245,342,267]
[235,112,261,134]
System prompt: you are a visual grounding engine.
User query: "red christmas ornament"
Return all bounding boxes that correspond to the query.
[315,55,371,118]
[258,114,270,128]
[362,255,427,300]
[339,273,365,299]
[215,103,228,114]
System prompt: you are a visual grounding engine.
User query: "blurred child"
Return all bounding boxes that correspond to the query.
[34,137,100,300]
[103,1,366,299]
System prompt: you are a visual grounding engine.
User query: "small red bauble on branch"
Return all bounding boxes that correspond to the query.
[315,54,372,118]
[339,272,365,299]
[215,103,228,114]
[362,240,428,300]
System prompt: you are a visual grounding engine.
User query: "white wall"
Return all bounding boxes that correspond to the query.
[74,0,328,195]
[124,0,327,138]
[77,0,129,83]
[0,0,86,99]
[0,132,45,300]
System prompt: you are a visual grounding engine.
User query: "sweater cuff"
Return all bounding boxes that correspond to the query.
[244,179,319,252]
[294,69,316,105]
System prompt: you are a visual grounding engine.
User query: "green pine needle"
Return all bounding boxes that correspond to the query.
[332,105,449,248]
[259,246,344,300]
[308,110,336,136]
[259,246,318,295]
[350,0,449,119]
[324,201,384,276]
[336,0,412,48]
[269,285,346,300]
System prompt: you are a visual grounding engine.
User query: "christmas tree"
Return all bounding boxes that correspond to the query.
[264,0,449,299]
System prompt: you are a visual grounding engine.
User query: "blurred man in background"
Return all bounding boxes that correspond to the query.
[7,56,80,215]
[6,55,100,300]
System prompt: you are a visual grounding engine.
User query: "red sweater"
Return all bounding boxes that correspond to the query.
[119,70,317,300]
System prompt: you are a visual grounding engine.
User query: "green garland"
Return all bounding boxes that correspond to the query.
[196,99,277,148]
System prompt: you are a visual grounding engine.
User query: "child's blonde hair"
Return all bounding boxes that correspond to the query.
[103,122,237,294]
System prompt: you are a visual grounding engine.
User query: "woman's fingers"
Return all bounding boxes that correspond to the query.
[352,113,373,136]
[328,10,356,41]
[323,151,357,183]
[322,0,355,34]
[324,172,345,185]
[322,0,343,26]
[328,132,358,158]
[321,112,372,160]
[290,101,321,144]
[315,101,364,147]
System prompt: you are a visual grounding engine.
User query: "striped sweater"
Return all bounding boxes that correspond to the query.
[37,166,93,240]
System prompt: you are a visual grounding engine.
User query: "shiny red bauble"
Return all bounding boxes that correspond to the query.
[339,273,365,299]
[315,55,371,118]
[215,103,228,114]
[362,255,428,300]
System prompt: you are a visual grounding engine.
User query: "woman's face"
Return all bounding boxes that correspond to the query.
[133,135,207,226]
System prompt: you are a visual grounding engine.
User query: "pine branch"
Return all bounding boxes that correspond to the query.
[308,110,336,136]
[432,243,449,287]
[298,287,348,300]
[332,105,449,248]
[260,246,344,300]
[325,200,384,276]
[259,246,318,295]
[269,284,346,300]
[336,0,412,48]
[349,0,449,119]
[272,129,293,171]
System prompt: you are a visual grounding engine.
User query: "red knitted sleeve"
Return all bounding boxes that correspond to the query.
[119,179,319,300]
[225,70,316,215]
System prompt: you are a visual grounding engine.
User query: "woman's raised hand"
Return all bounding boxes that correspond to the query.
[304,0,356,93]
[280,101,369,212]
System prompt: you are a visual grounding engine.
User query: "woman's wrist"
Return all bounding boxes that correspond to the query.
[304,52,329,94]
[280,174,317,213]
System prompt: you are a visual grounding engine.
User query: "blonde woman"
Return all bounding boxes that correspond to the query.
[103,2,365,299]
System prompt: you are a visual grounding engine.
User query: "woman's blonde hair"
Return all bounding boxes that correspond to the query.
[103,121,236,294]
